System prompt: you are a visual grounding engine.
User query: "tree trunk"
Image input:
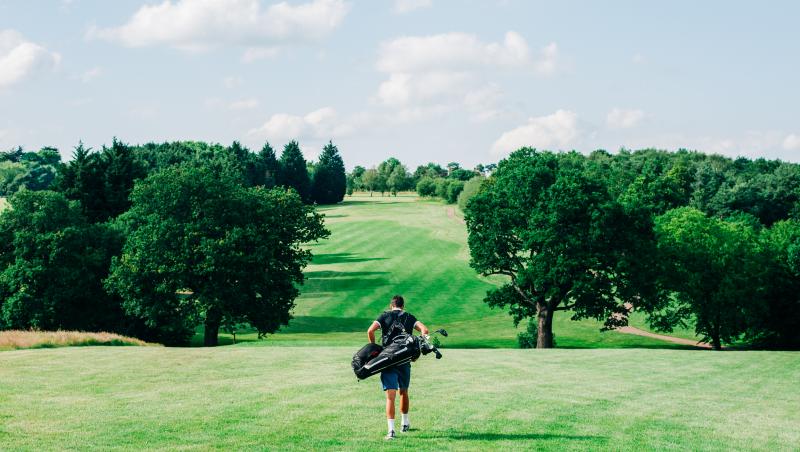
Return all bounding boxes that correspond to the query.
[711,335,722,351]
[536,303,555,349]
[204,307,221,347]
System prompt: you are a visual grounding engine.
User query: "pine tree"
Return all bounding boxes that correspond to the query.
[311,141,347,204]
[259,142,279,188]
[278,141,311,203]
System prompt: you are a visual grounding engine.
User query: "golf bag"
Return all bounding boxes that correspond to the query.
[351,329,447,380]
[353,334,421,380]
[351,342,383,378]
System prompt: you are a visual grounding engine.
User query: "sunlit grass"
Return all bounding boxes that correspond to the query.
[1,346,797,450]
[0,330,156,351]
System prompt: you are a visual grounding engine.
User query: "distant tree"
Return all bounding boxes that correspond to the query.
[448,168,475,181]
[414,163,447,180]
[387,164,410,196]
[434,177,449,199]
[0,146,61,195]
[445,179,465,203]
[457,176,484,211]
[654,207,762,350]
[347,165,366,195]
[0,146,24,163]
[311,141,347,204]
[416,176,437,197]
[362,168,383,196]
[465,149,650,348]
[278,141,312,203]
[446,162,460,174]
[0,190,124,331]
[105,164,329,346]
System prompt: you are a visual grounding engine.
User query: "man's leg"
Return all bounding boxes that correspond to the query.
[381,369,400,439]
[399,389,410,429]
[385,389,396,420]
[398,364,411,431]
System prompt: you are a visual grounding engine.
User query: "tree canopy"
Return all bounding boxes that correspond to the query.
[105,164,329,346]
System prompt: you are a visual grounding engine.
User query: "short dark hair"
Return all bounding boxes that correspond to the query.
[390,295,405,308]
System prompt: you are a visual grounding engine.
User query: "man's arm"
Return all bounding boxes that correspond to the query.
[414,321,429,335]
[367,321,381,344]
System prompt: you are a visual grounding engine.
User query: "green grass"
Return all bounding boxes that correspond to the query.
[204,195,687,349]
[1,346,798,450]
[0,330,155,351]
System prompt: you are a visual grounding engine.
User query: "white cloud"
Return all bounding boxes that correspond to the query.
[87,0,350,53]
[534,42,558,75]
[374,32,557,116]
[377,31,531,74]
[463,83,504,122]
[491,109,579,155]
[242,46,280,63]
[606,108,645,129]
[79,66,102,83]
[393,0,432,14]
[0,29,61,88]
[248,107,358,142]
[228,98,259,110]
[783,133,800,151]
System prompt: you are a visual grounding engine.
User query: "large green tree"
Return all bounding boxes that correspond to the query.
[311,141,347,204]
[0,190,123,331]
[105,163,328,346]
[278,141,312,203]
[465,149,652,348]
[747,220,800,348]
[653,207,763,350]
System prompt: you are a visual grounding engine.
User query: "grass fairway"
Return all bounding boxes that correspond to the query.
[210,195,687,349]
[1,346,798,451]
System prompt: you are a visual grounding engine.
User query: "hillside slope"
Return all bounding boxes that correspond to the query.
[225,195,686,348]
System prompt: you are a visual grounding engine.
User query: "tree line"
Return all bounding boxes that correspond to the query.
[0,139,344,345]
[346,159,495,207]
[465,148,800,350]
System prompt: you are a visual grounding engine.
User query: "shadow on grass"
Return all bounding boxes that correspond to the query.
[339,200,406,205]
[279,316,374,333]
[304,270,388,278]
[422,431,604,441]
[311,253,387,265]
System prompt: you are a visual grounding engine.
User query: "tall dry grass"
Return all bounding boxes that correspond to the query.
[0,330,157,350]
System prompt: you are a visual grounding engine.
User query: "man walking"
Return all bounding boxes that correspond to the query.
[367,295,428,440]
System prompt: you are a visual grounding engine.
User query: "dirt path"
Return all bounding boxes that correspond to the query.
[617,326,714,349]
[446,207,465,224]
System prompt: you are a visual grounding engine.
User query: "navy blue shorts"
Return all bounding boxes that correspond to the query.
[380,363,411,391]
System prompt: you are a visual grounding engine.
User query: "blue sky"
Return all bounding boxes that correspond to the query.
[1,0,799,168]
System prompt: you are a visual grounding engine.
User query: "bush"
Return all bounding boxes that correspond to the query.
[445,180,465,204]
[457,176,484,211]
[434,178,449,198]
[518,321,556,348]
[416,176,437,197]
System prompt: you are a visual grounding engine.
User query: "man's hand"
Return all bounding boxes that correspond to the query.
[367,321,380,344]
[414,321,429,335]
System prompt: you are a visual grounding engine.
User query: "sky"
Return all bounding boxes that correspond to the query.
[1,0,799,169]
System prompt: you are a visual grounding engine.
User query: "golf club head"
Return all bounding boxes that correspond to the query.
[434,349,442,359]
[435,328,448,337]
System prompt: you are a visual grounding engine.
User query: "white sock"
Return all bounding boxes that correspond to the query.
[401,413,409,426]
[387,419,395,433]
